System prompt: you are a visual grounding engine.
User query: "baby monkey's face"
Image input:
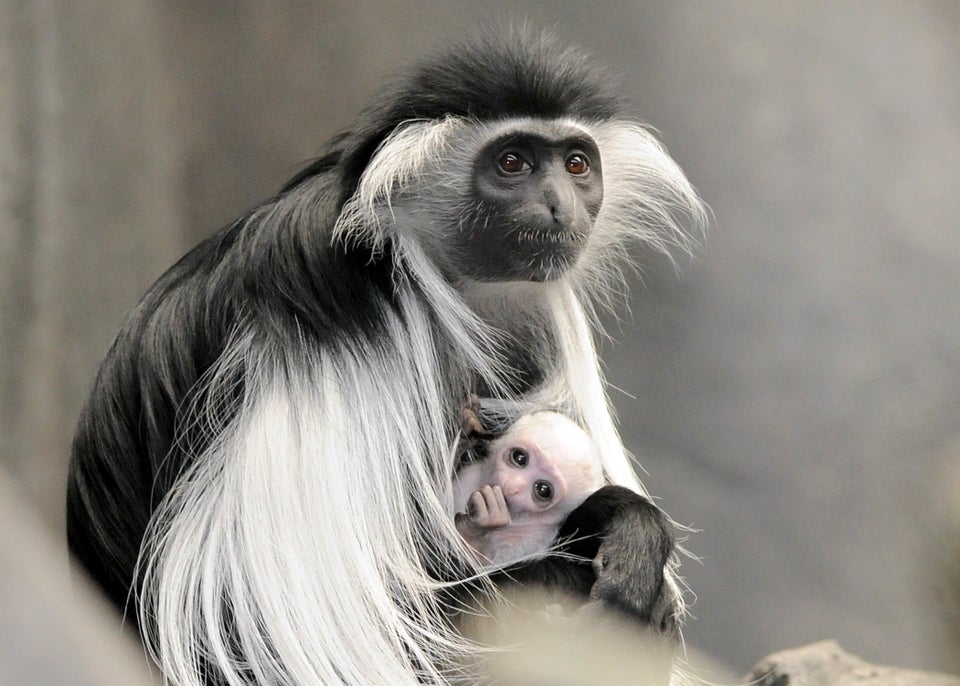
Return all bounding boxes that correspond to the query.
[453,411,602,520]
[483,438,568,515]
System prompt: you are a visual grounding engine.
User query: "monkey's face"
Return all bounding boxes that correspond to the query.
[491,441,569,515]
[452,437,570,521]
[453,411,603,525]
[463,122,604,282]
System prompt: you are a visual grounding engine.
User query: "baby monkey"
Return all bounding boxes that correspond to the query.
[453,400,605,566]
[452,399,681,637]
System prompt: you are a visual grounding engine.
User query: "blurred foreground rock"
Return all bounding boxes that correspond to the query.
[748,641,960,686]
[0,468,155,685]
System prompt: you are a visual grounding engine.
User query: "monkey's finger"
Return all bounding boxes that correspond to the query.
[478,485,502,522]
[460,401,485,436]
[479,485,500,509]
[468,490,489,521]
[475,486,511,527]
[491,485,509,514]
[485,486,511,527]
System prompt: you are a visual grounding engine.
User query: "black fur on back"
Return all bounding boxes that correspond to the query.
[67,180,398,615]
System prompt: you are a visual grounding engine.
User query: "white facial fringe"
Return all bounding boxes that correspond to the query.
[137,114,705,685]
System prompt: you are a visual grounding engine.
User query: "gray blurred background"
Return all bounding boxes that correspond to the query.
[2,1,958,680]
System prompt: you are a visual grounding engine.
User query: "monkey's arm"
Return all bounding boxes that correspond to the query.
[565,486,679,637]
[492,485,679,638]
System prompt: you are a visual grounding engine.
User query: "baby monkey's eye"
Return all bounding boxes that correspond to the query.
[508,448,529,467]
[533,480,553,501]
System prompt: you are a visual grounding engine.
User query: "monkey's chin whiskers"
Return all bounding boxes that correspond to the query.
[516,228,588,246]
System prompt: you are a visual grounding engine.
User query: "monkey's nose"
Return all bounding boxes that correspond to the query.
[544,180,575,227]
[549,203,564,225]
[547,201,569,227]
[502,476,525,499]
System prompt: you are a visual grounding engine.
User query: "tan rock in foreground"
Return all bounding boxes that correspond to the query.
[747,641,960,686]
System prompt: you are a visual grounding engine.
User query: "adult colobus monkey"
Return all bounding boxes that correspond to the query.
[67,28,705,685]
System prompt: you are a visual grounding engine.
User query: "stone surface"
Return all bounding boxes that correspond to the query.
[747,641,960,686]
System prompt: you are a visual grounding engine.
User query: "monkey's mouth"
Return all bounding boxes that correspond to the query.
[516,229,588,246]
[505,228,586,281]
[526,241,585,281]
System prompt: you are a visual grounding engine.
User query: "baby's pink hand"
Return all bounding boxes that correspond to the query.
[465,485,511,529]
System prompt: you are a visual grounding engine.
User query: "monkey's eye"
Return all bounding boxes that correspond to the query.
[497,152,529,175]
[533,480,554,502]
[508,448,529,467]
[565,153,590,176]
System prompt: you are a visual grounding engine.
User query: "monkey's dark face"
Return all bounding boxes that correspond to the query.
[464,123,603,282]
